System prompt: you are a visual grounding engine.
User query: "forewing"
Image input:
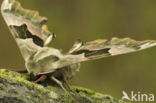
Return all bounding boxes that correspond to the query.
[55,37,156,68]
[1,0,55,45]
[70,37,156,58]
[1,0,55,60]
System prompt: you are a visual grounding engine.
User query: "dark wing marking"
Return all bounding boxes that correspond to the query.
[10,24,44,47]
[70,37,156,58]
[1,0,55,61]
[1,0,55,46]
[53,37,156,69]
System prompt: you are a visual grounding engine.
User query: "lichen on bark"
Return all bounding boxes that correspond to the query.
[0,69,126,103]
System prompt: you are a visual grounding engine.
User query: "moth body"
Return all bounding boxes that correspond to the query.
[26,47,80,81]
[2,0,156,83]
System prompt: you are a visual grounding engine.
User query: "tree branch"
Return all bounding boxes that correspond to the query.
[0,69,126,103]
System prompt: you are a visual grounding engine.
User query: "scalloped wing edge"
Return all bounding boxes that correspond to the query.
[52,37,156,69]
[70,37,156,58]
[1,0,55,46]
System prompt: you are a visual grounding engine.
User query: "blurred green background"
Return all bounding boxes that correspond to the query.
[0,0,156,99]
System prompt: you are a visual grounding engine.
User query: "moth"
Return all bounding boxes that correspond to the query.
[1,0,156,91]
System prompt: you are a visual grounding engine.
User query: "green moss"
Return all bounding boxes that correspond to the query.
[0,69,127,103]
[0,69,58,99]
[73,86,95,95]
[0,84,4,90]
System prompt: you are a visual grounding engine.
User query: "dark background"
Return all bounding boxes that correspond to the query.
[0,0,156,99]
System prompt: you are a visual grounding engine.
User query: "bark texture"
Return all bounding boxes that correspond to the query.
[0,69,126,103]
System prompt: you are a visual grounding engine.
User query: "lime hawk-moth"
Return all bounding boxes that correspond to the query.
[1,0,156,94]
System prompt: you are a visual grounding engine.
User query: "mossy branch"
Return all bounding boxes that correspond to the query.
[0,69,127,103]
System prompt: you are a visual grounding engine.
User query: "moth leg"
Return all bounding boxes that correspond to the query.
[33,75,47,83]
[51,76,70,94]
[5,69,28,73]
[51,76,79,103]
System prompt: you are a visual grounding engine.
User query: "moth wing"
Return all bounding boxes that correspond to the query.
[54,37,156,68]
[1,0,55,61]
[1,0,55,46]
